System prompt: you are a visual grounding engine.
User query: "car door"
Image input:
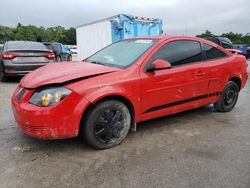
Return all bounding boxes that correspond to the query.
[140,39,210,120]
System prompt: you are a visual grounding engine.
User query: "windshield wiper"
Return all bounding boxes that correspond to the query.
[86,60,121,69]
[87,61,106,66]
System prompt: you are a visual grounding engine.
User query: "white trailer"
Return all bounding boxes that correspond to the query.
[76,14,162,60]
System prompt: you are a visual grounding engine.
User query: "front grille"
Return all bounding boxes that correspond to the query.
[22,124,51,135]
[16,88,26,100]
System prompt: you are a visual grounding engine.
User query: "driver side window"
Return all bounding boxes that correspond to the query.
[150,40,203,67]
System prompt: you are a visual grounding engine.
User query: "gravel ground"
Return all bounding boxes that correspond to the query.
[0,61,249,188]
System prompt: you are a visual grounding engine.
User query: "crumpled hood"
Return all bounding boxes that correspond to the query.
[20,61,119,89]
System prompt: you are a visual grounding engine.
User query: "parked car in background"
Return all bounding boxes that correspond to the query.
[70,46,77,54]
[12,36,248,149]
[204,36,234,49]
[247,45,250,58]
[66,45,77,54]
[203,36,248,57]
[233,44,249,58]
[0,41,55,80]
[0,44,3,53]
[44,43,72,62]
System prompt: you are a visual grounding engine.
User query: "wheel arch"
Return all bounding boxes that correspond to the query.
[228,76,242,90]
[79,94,137,134]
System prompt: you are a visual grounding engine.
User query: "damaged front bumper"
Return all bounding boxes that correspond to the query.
[11,86,90,139]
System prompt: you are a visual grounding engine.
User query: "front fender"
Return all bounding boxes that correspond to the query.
[84,85,141,122]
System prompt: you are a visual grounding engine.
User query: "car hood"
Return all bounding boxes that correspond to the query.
[20,61,119,89]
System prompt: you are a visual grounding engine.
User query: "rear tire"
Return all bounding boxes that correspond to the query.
[56,56,62,62]
[82,100,131,149]
[214,81,239,112]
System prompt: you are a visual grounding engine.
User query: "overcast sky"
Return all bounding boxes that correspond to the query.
[0,0,249,36]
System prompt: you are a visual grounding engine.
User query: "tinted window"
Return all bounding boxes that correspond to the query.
[217,37,233,45]
[151,40,202,66]
[221,42,233,49]
[204,37,221,45]
[203,43,228,60]
[6,41,47,51]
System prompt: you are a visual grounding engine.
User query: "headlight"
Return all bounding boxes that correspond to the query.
[29,87,72,107]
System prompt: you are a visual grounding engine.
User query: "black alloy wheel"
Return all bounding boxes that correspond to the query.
[82,100,131,149]
[214,81,239,112]
[94,109,125,144]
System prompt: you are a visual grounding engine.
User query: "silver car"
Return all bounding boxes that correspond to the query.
[0,41,55,80]
[0,44,3,52]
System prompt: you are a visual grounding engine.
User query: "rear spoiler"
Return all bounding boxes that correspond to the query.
[226,49,243,55]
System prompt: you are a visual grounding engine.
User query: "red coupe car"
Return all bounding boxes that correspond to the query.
[12,36,248,149]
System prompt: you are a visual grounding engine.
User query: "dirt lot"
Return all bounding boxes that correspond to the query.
[0,62,250,188]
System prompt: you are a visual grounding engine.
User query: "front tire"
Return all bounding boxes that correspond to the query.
[214,81,239,112]
[82,100,131,149]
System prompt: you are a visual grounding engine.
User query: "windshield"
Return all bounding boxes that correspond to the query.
[86,39,157,68]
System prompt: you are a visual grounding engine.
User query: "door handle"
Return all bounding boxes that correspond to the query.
[195,70,205,77]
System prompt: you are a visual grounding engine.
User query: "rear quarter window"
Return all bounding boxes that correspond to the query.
[221,42,233,49]
[203,43,228,60]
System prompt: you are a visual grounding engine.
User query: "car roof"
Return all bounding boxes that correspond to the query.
[126,35,231,55]
[43,42,60,45]
[127,35,208,42]
[128,35,174,40]
[5,41,42,45]
[126,35,218,45]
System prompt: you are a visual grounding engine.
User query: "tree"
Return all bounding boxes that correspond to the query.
[0,26,13,43]
[65,27,76,45]
[196,30,214,38]
[196,30,250,44]
[0,24,76,44]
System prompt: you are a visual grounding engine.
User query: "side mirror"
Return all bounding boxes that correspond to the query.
[146,59,172,72]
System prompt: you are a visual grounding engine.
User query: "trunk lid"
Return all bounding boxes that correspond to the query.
[7,50,51,64]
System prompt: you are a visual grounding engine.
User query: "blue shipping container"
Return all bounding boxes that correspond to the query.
[110,14,163,42]
[77,14,163,59]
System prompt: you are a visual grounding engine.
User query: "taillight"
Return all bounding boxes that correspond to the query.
[2,52,15,60]
[44,51,55,59]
